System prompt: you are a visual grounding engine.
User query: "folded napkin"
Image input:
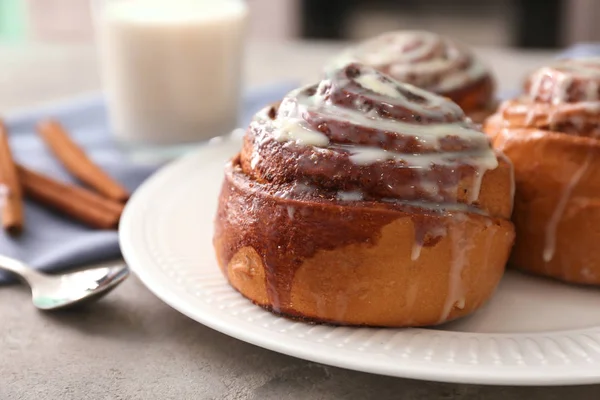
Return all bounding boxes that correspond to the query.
[0,82,297,283]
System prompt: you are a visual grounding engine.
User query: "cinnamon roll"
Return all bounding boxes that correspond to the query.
[214,63,515,327]
[328,30,496,123]
[484,57,600,285]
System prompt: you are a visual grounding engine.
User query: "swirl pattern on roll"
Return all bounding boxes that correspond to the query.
[240,63,505,216]
[329,31,489,95]
[495,58,600,136]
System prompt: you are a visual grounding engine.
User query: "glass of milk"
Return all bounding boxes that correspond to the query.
[92,0,248,157]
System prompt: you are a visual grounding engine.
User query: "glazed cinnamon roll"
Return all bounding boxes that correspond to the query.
[485,58,600,285]
[214,63,515,327]
[328,30,496,123]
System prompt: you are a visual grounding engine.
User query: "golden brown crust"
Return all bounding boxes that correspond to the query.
[214,162,515,327]
[487,128,600,284]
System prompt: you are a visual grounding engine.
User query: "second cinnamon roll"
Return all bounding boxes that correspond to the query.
[484,57,600,285]
[327,30,497,123]
[214,63,515,327]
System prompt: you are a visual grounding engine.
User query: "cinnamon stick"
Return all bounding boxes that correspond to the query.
[0,121,24,235]
[37,120,129,202]
[17,165,124,230]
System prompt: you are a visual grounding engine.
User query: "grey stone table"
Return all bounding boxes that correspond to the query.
[1,40,599,399]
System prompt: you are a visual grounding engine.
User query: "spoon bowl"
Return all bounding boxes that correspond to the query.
[31,265,129,310]
[0,255,129,310]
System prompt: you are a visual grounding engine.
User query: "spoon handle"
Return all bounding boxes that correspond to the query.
[0,255,42,286]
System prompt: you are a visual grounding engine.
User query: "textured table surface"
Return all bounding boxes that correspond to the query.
[2,40,600,399]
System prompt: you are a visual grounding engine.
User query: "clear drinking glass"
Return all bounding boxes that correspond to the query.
[91,0,248,160]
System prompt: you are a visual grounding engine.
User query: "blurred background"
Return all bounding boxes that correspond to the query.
[1,0,600,48]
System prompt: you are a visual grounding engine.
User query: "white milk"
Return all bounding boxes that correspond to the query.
[95,0,248,146]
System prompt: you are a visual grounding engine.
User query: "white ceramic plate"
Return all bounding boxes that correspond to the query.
[120,134,600,386]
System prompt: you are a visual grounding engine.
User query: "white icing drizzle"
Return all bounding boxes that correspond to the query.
[543,150,593,263]
[267,279,282,313]
[273,118,330,147]
[439,215,470,323]
[314,103,482,143]
[355,70,403,98]
[336,191,364,201]
[380,199,486,215]
[468,170,484,203]
[250,151,260,169]
[505,153,516,214]
[287,206,295,220]
[290,80,466,122]
[277,79,497,174]
[328,30,488,93]
[0,184,9,208]
[273,182,316,199]
[257,64,499,215]
[420,181,441,197]
[554,72,572,105]
[411,242,423,261]
[405,282,419,315]
[346,146,393,165]
[411,224,447,261]
[528,68,547,101]
[340,145,497,171]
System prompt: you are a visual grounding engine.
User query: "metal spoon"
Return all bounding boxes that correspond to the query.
[0,255,129,310]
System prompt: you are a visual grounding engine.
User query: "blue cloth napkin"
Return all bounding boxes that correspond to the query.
[0,82,297,283]
[555,43,600,59]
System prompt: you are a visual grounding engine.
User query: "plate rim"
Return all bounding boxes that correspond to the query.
[119,138,600,386]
